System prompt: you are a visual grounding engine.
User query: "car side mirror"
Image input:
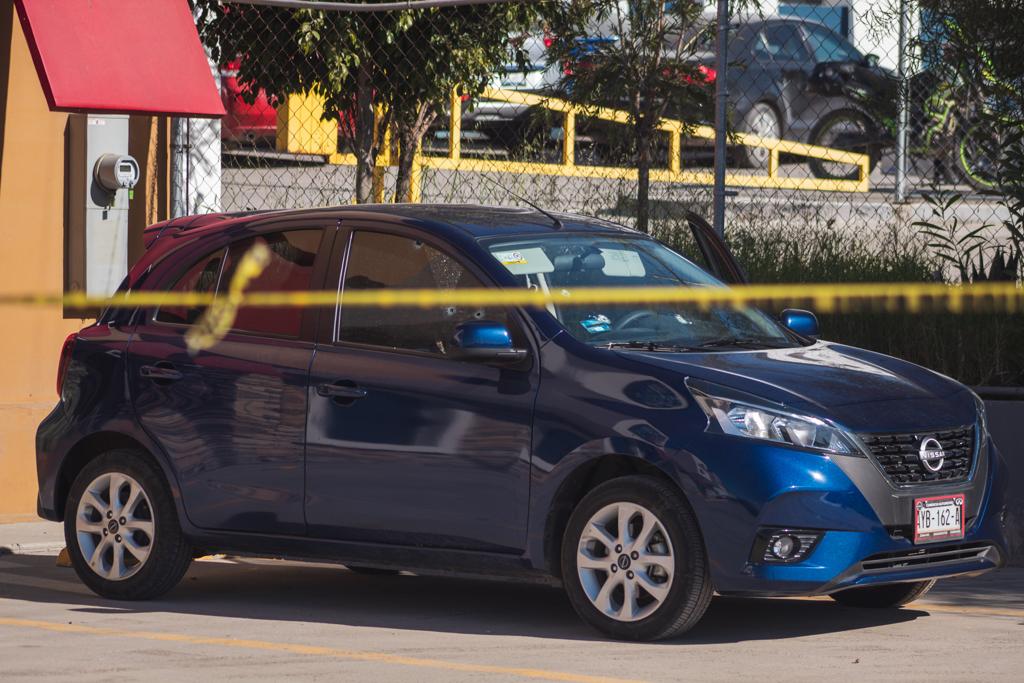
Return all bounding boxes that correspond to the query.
[780,309,819,338]
[451,321,528,363]
[862,53,880,68]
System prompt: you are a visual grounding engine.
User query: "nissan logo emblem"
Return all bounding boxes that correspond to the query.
[918,437,946,473]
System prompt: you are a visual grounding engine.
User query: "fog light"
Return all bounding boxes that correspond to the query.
[770,535,797,559]
[756,530,822,564]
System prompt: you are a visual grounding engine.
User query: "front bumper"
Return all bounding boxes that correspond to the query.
[694,435,1009,596]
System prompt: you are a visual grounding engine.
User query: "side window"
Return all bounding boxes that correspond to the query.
[154,248,225,325]
[337,231,507,355]
[759,24,812,63]
[219,229,324,338]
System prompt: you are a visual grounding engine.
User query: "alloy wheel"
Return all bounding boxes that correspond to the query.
[576,502,675,622]
[75,472,156,581]
[744,104,780,166]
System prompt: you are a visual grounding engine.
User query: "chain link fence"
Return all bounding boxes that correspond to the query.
[173,0,1019,289]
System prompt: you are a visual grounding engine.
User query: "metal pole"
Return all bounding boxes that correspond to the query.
[170,117,189,218]
[712,0,729,237]
[895,0,910,202]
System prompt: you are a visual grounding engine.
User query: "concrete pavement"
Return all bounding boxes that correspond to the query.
[1,520,1023,681]
[0,519,65,556]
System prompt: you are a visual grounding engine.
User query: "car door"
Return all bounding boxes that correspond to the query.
[127,222,335,535]
[304,225,537,553]
[757,22,817,140]
[685,211,749,285]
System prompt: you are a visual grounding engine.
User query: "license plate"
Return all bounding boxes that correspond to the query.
[913,493,965,544]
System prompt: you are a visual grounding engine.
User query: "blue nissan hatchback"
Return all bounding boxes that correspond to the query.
[38,205,1009,641]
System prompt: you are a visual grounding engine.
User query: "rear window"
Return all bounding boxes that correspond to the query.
[153,228,323,338]
[154,248,225,325]
[220,230,323,338]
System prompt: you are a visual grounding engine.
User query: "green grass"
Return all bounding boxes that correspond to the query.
[653,218,937,284]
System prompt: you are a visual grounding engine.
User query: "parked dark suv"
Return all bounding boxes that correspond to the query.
[717,18,891,167]
[38,205,1008,641]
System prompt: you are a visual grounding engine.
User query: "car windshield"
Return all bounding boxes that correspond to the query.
[486,234,797,350]
[803,23,862,64]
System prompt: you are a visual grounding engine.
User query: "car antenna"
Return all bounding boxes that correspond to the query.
[479,173,564,229]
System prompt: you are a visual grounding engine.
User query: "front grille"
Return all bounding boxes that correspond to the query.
[859,426,975,487]
[861,543,993,571]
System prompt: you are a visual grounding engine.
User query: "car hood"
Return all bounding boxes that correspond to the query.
[620,341,976,433]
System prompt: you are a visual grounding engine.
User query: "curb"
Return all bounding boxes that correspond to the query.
[0,542,65,556]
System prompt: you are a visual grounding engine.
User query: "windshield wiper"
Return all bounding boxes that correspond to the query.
[697,336,792,350]
[605,338,793,352]
[604,341,707,352]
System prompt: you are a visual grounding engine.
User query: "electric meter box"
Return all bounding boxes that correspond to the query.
[66,114,139,304]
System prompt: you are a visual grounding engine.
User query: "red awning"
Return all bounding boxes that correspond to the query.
[15,0,224,117]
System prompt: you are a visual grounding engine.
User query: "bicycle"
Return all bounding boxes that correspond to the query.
[806,58,1004,191]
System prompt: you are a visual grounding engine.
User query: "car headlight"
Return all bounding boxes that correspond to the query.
[689,382,862,456]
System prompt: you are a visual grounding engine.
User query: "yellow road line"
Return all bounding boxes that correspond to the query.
[0,617,643,683]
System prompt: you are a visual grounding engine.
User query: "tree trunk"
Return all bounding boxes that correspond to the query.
[353,63,376,204]
[635,118,652,234]
[394,104,438,203]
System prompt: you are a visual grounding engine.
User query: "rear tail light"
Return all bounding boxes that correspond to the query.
[56,333,76,398]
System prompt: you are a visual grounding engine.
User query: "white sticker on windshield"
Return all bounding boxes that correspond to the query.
[497,250,528,265]
[492,248,555,275]
[599,248,646,277]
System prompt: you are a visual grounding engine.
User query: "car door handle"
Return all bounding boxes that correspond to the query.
[316,382,367,400]
[139,363,183,383]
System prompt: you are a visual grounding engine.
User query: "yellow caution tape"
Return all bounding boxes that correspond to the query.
[185,242,271,353]
[9,242,1017,352]
[0,281,1022,313]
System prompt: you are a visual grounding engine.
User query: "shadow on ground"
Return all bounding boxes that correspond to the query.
[0,553,968,643]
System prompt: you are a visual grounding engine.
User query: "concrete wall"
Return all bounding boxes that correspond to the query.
[0,1,168,517]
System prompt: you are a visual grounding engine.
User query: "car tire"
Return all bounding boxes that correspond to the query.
[736,103,781,169]
[808,108,881,180]
[560,475,712,641]
[955,121,1000,192]
[829,579,936,608]
[64,449,192,600]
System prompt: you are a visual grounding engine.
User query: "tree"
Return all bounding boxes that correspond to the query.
[914,0,1024,117]
[882,1,1024,280]
[544,0,716,233]
[923,0,1024,282]
[196,1,537,203]
[379,3,538,201]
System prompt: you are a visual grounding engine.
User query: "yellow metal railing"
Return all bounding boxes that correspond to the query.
[323,87,872,202]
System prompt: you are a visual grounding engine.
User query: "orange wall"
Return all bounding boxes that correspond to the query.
[0,2,168,516]
[0,3,81,515]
